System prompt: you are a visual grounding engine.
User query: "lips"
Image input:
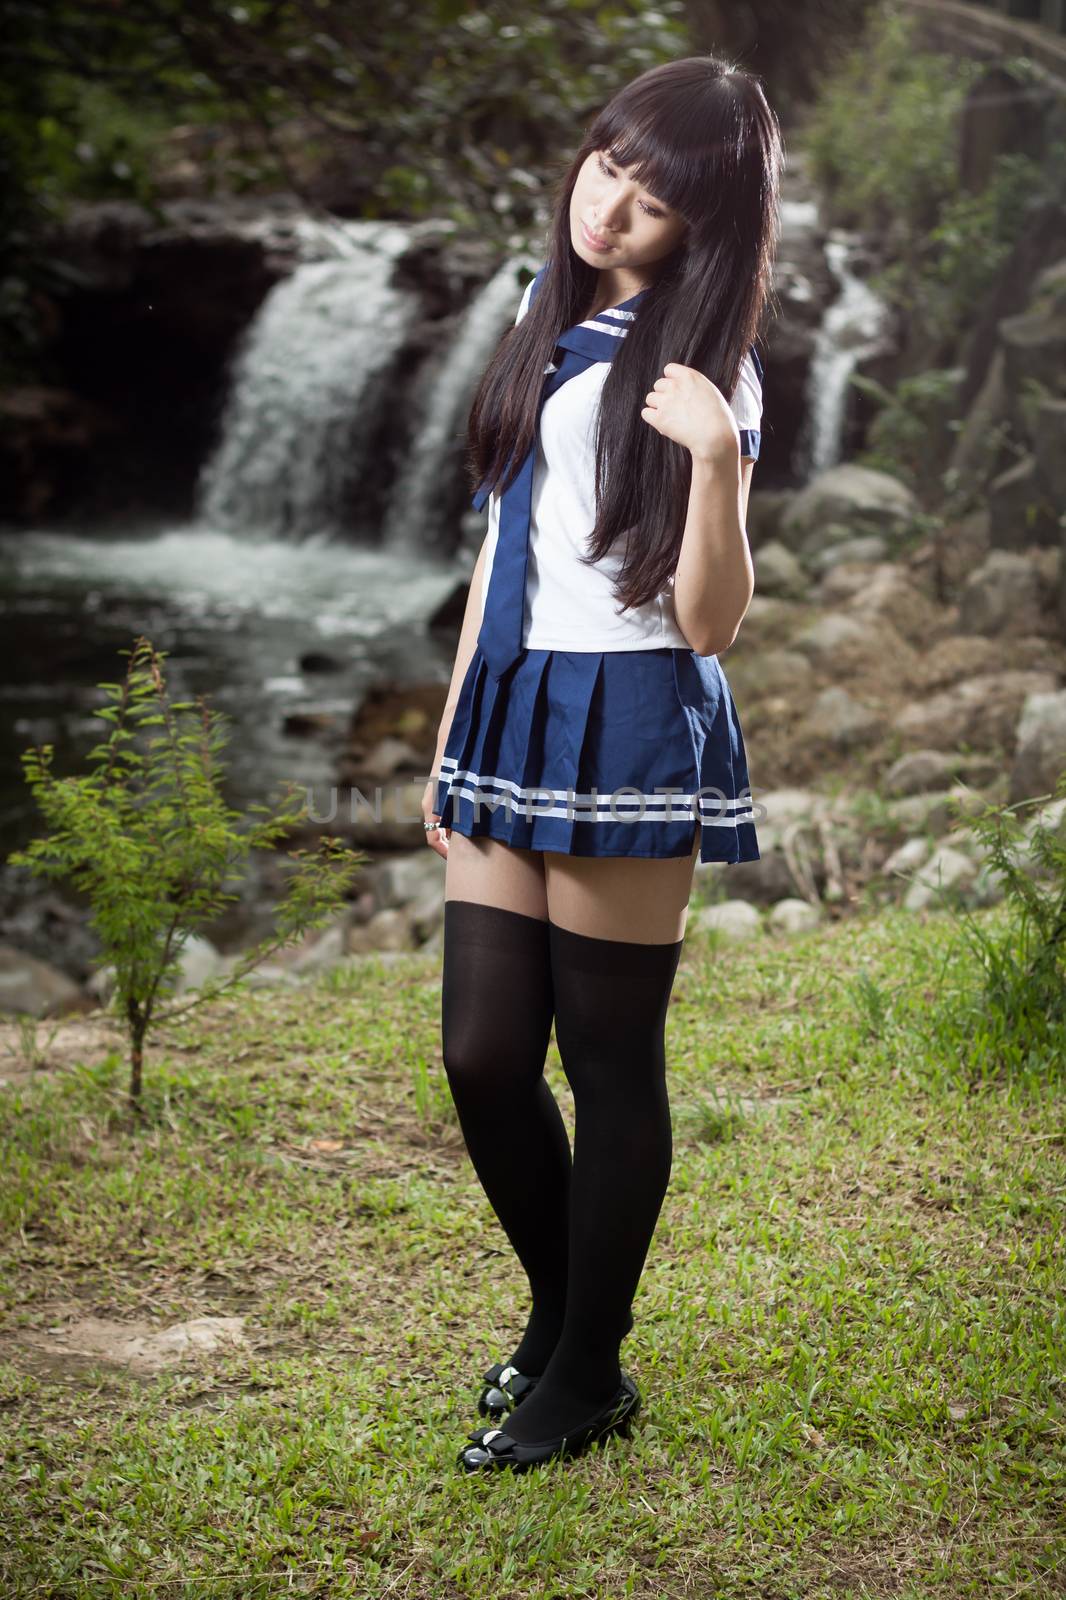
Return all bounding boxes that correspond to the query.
[581,220,613,251]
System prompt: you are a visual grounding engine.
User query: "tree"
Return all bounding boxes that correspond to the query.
[8,635,365,1111]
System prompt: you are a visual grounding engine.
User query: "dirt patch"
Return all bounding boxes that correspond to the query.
[0,1015,126,1085]
[15,1314,249,1376]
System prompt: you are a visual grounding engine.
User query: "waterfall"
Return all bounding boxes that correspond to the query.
[196,220,416,540]
[381,256,533,553]
[801,230,890,476]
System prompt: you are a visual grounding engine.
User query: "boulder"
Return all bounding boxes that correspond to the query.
[753,539,808,599]
[767,898,823,933]
[800,686,882,750]
[882,750,967,797]
[1010,689,1066,807]
[902,845,980,911]
[780,464,920,548]
[0,945,85,1018]
[957,549,1045,638]
[894,670,1059,752]
[691,900,763,941]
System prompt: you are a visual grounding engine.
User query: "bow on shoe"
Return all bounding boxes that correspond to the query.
[457,1375,641,1473]
[478,1361,540,1417]
[457,1423,566,1473]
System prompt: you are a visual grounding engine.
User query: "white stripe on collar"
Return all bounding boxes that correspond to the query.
[578,318,629,337]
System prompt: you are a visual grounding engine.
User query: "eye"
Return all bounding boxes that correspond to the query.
[589,156,665,220]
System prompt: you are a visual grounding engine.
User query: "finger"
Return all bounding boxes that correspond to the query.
[663,362,687,376]
[640,406,660,427]
[644,391,660,407]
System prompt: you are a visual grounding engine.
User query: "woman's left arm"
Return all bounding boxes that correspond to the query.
[673,446,755,656]
[641,362,757,657]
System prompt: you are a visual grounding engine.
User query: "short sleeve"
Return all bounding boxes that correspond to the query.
[730,347,763,460]
[514,274,536,325]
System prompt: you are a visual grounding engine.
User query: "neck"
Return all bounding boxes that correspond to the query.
[586,266,652,317]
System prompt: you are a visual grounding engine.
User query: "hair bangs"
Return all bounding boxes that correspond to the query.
[589,106,705,223]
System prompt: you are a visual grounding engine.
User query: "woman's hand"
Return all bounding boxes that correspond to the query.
[423,777,449,859]
[640,363,741,465]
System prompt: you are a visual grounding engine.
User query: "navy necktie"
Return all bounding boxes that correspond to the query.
[472,277,648,681]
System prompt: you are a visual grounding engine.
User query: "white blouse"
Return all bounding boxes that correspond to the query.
[480,274,764,653]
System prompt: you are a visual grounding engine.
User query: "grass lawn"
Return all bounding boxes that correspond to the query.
[0,902,1063,1599]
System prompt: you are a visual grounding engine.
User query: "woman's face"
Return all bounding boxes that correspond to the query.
[569,148,687,277]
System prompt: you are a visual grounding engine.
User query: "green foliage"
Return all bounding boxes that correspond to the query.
[802,6,977,236]
[803,5,1064,488]
[7,635,365,1110]
[803,7,1059,343]
[0,0,688,380]
[849,365,963,497]
[917,775,1066,1078]
[872,147,1060,348]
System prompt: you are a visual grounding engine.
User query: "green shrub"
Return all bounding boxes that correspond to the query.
[921,776,1066,1077]
[8,636,365,1112]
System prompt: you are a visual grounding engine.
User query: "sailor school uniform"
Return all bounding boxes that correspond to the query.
[434,265,763,864]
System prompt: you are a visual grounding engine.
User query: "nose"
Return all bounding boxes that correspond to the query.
[596,193,627,230]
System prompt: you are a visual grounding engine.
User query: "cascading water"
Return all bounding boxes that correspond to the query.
[196,220,416,540]
[800,230,890,476]
[381,255,534,554]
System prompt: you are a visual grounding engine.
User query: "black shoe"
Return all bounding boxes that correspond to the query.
[477,1309,635,1420]
[477,1362,541,1419]
[458,1373,641,1473]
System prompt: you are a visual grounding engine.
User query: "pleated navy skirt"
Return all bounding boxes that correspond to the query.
[433,643,760,865]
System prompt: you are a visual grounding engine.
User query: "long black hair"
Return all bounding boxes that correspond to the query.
[467,54,783,613]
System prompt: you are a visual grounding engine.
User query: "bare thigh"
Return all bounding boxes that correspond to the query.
[545,831,701,944]
[443,832,549,922]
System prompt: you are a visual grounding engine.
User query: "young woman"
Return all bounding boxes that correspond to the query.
[421,53,782,1473]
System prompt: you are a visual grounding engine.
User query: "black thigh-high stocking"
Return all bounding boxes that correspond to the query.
[440,899,572,1374]
[496,919,684,1445]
